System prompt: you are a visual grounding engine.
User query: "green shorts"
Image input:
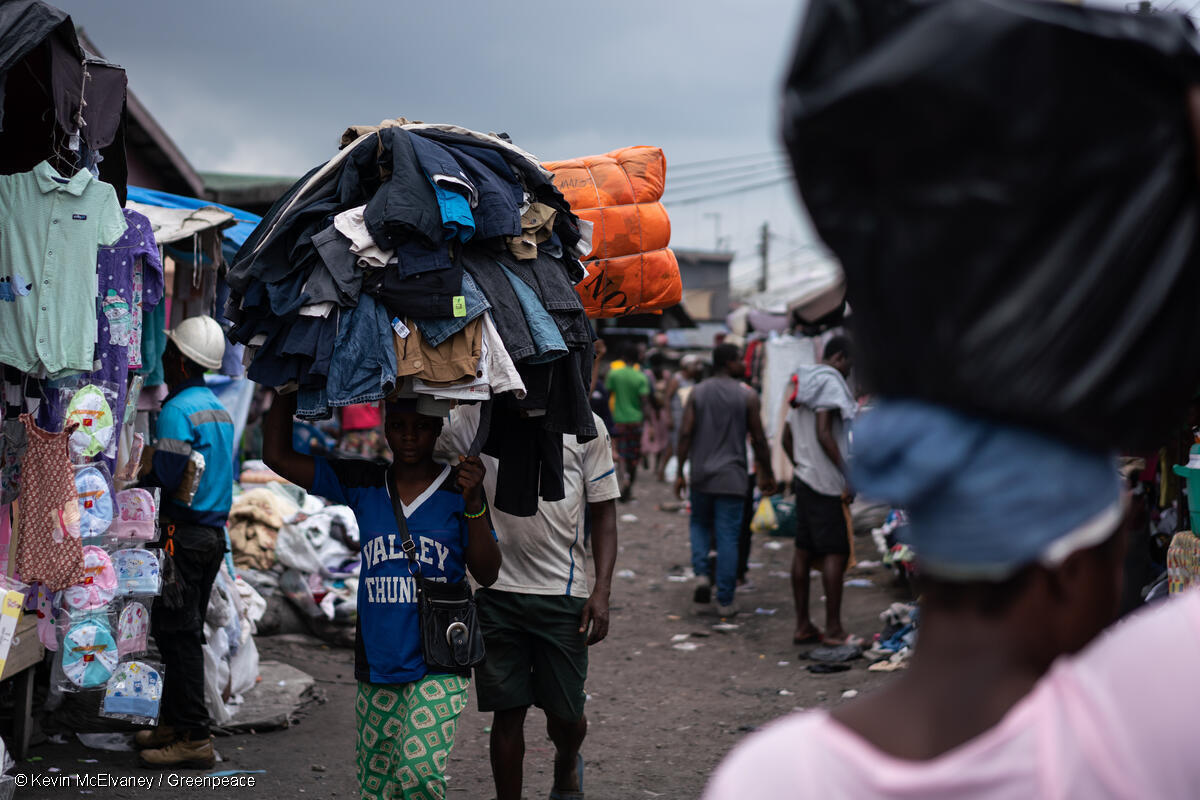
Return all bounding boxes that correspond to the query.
[474,589,588,722]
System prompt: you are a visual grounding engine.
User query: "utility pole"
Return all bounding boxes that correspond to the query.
[703,212,723,251]
[757,221,769,293]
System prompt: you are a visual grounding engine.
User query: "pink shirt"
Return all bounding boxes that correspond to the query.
[706,591,1200,800]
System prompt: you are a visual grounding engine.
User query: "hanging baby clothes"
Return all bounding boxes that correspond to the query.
[87,208,162,469]
[15,415,84,590]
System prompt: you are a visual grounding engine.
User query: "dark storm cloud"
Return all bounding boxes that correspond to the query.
[57,0,802,170]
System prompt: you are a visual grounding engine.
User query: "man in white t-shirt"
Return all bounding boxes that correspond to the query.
[438,407,619,800]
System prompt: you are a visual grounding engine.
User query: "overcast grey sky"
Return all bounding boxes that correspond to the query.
[54,0,822,291]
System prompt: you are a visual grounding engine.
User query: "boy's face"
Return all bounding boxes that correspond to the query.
[385,409,442,466]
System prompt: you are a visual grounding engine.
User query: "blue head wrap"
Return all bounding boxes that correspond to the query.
[851,401,1122,579]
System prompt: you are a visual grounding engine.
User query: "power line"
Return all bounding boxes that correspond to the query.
[667,151,787,173]
[663,176,792,207]
[666,160,789,189]
[665,169,791,198]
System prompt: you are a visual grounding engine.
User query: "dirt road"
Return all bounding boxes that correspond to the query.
[15,477,907,799]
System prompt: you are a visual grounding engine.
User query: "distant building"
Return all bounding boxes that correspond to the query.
[200,172,297,217]
[674,248,734,322]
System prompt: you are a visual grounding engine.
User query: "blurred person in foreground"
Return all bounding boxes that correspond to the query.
[708,22,1200,798]
[705,408,1181,798]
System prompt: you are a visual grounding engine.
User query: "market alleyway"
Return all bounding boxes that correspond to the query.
[16,476,906,799]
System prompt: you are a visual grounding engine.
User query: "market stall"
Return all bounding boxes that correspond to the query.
[0,0,276,764]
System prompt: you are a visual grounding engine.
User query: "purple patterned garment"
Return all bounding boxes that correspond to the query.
[86,208,162,469]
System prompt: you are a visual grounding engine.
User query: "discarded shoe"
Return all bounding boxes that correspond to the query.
[806,644,863,663]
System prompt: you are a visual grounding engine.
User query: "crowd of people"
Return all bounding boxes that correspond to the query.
[125,313,853,797]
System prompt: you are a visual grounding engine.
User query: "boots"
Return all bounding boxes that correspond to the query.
[134,726,176,749]
[139,734,215,769]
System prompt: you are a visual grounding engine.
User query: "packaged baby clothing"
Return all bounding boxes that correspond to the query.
[64,385,115,460]
[62,546,117,612]
[113,549,160,596]
[113,489,157,542]
[74,466,114,538]
[61,618,119,688]
[103,660,162,721]
[117,600,149,658]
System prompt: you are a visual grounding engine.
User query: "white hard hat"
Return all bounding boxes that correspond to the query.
[166,316,225,371]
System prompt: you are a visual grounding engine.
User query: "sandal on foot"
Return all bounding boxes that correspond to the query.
[821,633,865,648]
[549,753,584,800]
[793,630,822,645]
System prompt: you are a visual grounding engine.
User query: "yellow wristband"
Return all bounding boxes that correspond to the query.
[464,502,487,519]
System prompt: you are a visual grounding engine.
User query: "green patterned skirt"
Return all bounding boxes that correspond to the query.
[355,675,470,800]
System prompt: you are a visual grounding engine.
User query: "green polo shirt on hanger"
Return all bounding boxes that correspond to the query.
[0,161,126,375]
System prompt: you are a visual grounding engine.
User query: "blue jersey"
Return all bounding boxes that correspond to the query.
[310,458,484,684]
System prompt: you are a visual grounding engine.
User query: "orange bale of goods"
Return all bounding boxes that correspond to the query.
[543,146,681,318]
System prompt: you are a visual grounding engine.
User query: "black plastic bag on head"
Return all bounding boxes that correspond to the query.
[782,0,1200,451]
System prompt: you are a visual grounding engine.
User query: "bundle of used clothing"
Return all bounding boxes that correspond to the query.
[227,488,289,571]
[543,146,681,317]
[226,119,600,515]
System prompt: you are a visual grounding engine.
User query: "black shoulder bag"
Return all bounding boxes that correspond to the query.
[386,402,492,672]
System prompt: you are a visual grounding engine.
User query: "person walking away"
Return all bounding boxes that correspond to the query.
[782,336,858,646]
[605,342,652,501]
[136,317,235,768]
[660,355,702,482]
[676,344,776,616]
[264,394,501,800]
[438,405,619,800]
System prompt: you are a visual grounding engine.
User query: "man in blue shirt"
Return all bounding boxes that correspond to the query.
[135,316,233,770]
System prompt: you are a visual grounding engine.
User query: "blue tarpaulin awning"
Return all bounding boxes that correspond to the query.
[126,185,260,246]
